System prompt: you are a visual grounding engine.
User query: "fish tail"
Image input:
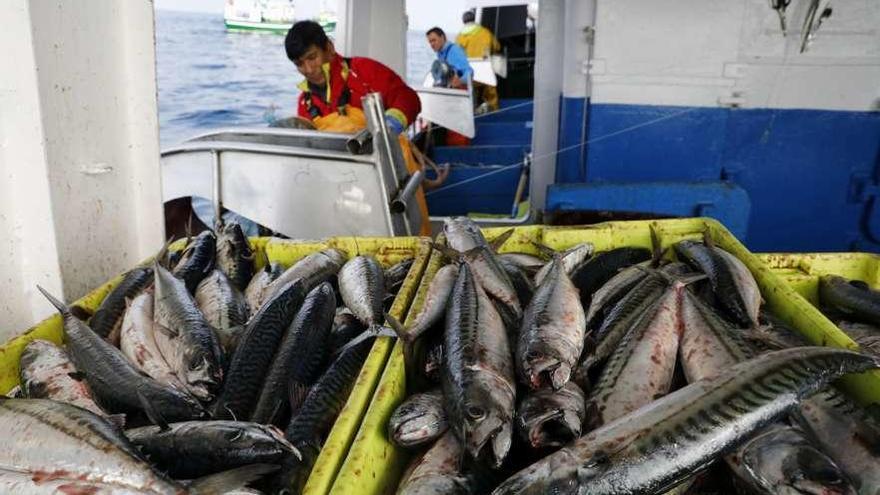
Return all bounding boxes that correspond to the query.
[36,285,70,316]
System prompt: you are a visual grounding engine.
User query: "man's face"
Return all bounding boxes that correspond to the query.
[294,43,334,85]
[426,33,445,53]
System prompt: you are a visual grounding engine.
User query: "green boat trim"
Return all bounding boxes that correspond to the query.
[225,19,336,35]
[224,19,293,33]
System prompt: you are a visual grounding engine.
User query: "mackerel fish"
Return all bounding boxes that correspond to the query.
[533,242,594,286]
[251,282,335,426]
[568,247,651,309]
[397,432,471,495]
[19,339,106,417]
[154,262,225,401]
[245,254,283,312]
[444,263,516,468]
[820,275,880,326]
[260,248,346,308]
[679,292,854,495]
[444,216,489,252]
[675,240,759,327]
[338,255,386,330]
[216,221,254,292]
[587,280,683,428]
[389,389,449,448]
[126,420,298,479]
[195,269,249,352]
[89,266,153,344]
[517,258,585,390]
[276,335,375,494]
[37,286,204,422]
[516,382,586,449]
[172,230,216,294]
[120,290,185,390]
[491,347,880,495]
[212,279,307,421]
[0,398,183,494]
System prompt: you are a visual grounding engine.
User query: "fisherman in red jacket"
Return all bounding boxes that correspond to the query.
[285,20,430,234]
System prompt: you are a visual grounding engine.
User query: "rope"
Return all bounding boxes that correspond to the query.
[425,106,700,196]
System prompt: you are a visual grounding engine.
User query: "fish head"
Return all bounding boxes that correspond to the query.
[776,449,857,495]
[524,409,580,449]
[180,350,222,400]
[460,398,511,468]
[490,448,580,495]
[213,422,299,460]
[325,248,349,267]
[19,339,56,369]
[741,430,857,495]
[389,407,444,446]
[522,350,571,390]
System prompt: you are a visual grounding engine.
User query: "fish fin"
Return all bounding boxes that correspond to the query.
[256,248,271,273]
[154,237,176,270]
[107,414,127,429]
[67,371,86,382]
[384,312,410,342]
[675,273,708,287]
[68,304,93,321]
[185,213,194,243]
[529,241,558,260]
[288,381,310,416]
[385,312,418,392]
[153,323,179,338]
[36,285,70,316]
[189,463,279,495]
[430,242,461,263]
[702,227,715,249]
[136,389,170,431]
[488,228,515,253]
[649,224,663,267]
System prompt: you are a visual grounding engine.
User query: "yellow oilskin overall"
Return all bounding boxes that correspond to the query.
[313,106,432,236]
[456,23,501,111]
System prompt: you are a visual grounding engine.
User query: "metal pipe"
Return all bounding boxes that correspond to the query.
[211,150,222,227]
[391,171,423,214]
[162,141,375,164]
[346,129,373,155]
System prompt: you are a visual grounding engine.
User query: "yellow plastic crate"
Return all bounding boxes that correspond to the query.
[332,218,880,495]
[756,252,880,306]
[0,236,432,495]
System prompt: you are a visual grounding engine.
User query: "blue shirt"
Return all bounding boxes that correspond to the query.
[437,41,473,81]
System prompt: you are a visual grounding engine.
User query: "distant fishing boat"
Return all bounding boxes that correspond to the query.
[224,0,336,35]
[316,10,337,33]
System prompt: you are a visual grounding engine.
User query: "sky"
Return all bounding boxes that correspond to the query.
[153,0,468,32]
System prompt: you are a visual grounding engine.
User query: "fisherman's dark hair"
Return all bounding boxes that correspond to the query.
[285,20,330,62]
[462,10,476,23]
[426,27,446,39]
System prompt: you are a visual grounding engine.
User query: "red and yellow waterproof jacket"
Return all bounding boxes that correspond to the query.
[296,54,421,130]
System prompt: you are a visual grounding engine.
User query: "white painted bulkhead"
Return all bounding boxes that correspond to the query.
[335,0,407,76]
[0,1,163,339]
[587,0,879,112]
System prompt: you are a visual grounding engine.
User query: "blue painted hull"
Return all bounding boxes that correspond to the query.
[560,102,880,251]
[426,97,880,251]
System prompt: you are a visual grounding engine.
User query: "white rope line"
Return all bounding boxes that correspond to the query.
[425,106,700,196]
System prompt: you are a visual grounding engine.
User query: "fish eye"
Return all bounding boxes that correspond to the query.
[466,405,486,420]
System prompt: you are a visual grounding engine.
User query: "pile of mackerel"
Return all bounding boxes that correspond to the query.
[817,274,880,358]
[7,222,414,494]
[389,217,880,495]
